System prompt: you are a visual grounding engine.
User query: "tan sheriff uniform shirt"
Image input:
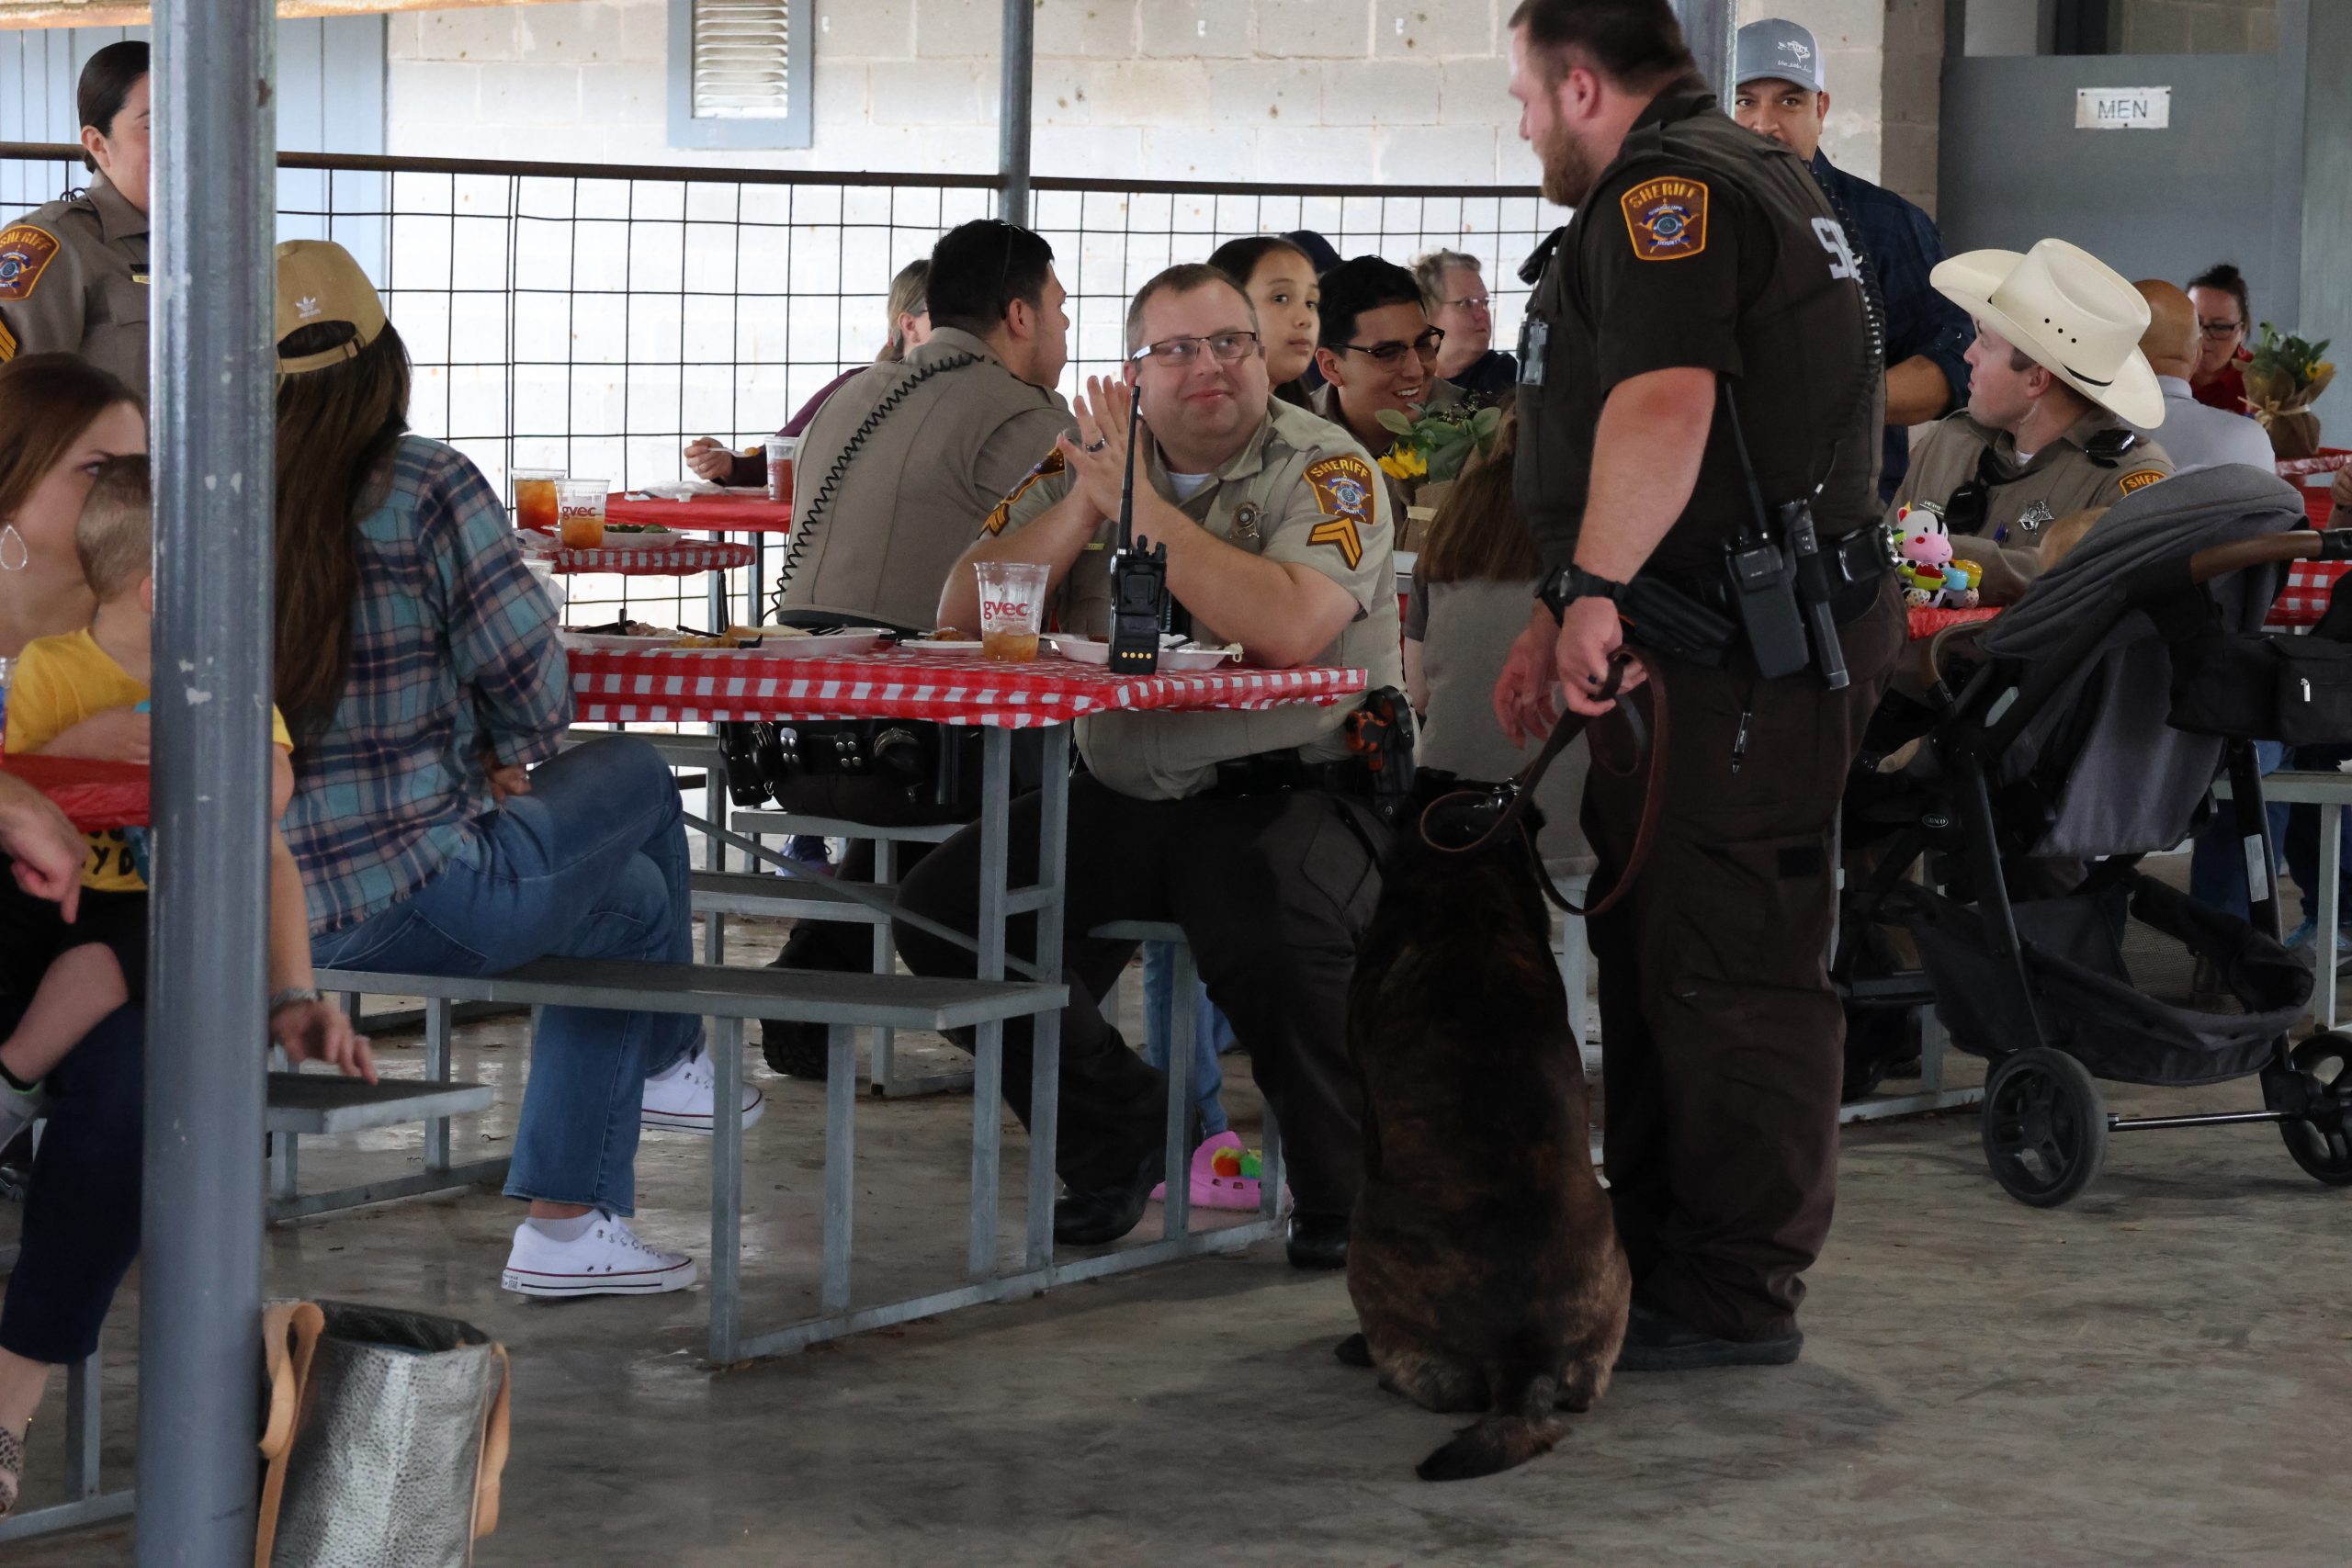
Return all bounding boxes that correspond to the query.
[1888,410,2172,600]
[780,326,1072,631]
[0,175,150,398]
[987,399,1406,802]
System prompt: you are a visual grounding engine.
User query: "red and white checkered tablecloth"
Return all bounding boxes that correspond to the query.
[571,646,1367,727]
[528,538,756,576]
[2270,559,2352,627]
[2276,449,2351,479]
[607,496,795,534]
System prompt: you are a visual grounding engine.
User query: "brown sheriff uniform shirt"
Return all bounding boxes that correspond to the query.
[985,398,1405,801]
[1514,76,1881,581]
[0,175,150,398]
[779,326,1072,631]
[1889,410,2173,600]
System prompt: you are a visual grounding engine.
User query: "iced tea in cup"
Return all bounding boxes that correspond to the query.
[513,468,563,533]
[556,479,608,549]
[976,561,1048,662]
[766,436,798,505]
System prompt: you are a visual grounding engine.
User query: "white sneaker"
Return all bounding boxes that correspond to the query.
[500,1213,697,1298]
[0,1082,43,1156]
[640,1047,764,1134]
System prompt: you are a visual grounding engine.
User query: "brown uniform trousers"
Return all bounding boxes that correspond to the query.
[893,773,1382,1215]
[1584,581,1903,1342]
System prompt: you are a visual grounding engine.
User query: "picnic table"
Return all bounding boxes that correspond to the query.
[567,639,1367,1359]
[0,753,150,830]
[605,494,794,534]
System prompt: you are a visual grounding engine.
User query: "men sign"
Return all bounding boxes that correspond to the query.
[2075,86,2171,130]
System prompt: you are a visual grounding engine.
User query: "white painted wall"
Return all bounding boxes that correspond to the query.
[387,0,1893,185]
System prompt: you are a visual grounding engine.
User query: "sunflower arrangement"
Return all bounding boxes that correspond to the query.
[2242,322,2335,459]
[1374,398,1504,485]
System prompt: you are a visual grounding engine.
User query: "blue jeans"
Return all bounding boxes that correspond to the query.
[0,990,142,1365]
[2190,741,2288,921]
[2282,744,2352,924]
[1140,941,1234,1137]
[310,738,699,1215]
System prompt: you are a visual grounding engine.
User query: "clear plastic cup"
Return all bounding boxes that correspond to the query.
[976,561,1049,663]
[556,479,608,549]
[513,468,564,534]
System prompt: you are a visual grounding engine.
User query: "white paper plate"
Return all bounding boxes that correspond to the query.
[1046,634,1237,671]
[656,628,891,658]
[631,482,715,502]
[560,630,676,651]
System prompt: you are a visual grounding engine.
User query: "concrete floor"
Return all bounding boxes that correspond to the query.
[9,912,2352,1566]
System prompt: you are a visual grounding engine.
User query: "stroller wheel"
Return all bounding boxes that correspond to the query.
[1981,1048,2109,1207]
[2281,1035,2352,1187]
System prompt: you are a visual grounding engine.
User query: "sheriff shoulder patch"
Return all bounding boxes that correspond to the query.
[982,447,1068,536]
[1619,176,1709,262]
[0,225,60,302]
[2115,468,2166,496]
[1304,453,1377,570]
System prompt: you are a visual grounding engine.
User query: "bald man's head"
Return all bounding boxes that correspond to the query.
[2135,279,2199,379]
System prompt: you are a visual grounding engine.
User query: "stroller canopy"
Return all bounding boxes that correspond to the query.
[1970,465,2307,860]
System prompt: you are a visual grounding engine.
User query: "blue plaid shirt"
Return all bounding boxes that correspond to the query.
[1811,152,1974,502]
[285,434,571,935]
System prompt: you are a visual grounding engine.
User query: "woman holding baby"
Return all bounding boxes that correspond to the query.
[0,354,368,1516]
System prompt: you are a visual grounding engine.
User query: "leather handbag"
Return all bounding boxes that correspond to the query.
[255,1301,512,1568]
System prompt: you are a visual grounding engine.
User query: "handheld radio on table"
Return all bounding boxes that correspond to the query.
[1105,387,1168,675]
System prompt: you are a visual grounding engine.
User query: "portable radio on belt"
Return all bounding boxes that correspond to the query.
[1106,386,1169,674]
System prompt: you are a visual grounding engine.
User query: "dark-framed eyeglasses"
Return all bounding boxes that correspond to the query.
[1130,331,1261,366]
[2198,318,2245,340]
[1336,328,1445,365]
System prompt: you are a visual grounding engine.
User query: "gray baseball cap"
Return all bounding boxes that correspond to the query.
[1736,18,1826,94]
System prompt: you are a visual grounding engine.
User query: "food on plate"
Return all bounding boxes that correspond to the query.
[604,523,671,536]
[922,627,973,642]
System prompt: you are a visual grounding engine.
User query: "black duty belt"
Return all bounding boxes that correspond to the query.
[1663,526,1891,626]
[1204,752,1375,802]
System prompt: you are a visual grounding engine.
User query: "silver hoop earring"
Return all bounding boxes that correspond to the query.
[0,524,26,572]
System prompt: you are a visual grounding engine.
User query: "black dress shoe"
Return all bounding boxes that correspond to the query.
[1053,1146,1164,1247]
[1284,1211,1349,1270]
[757,1020,829,1080]
[1614,1304,1803,1372]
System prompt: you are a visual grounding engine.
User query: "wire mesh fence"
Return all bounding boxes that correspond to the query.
[3,143,1555,626]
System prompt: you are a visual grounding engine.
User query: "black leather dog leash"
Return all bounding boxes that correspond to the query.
[1418,651,1669,920]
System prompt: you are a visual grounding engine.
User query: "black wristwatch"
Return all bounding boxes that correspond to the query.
[1537,564,1628,624]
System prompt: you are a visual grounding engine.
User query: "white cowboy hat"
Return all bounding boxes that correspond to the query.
[1931,238,2165,428]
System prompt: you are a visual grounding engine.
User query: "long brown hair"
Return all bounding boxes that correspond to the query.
[1418,408,1542,585]
[274,321,413,739]
[0,354,141,527]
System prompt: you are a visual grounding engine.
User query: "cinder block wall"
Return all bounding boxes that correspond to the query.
[389,0,1904,186]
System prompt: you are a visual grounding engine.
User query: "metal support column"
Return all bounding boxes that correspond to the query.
[1674,0,1737,98]
[998,0,1035,226]
[141,2,276,1560]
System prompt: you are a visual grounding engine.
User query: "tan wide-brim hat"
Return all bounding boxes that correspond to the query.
[1931,238,2165,428]
[274,239,389,375]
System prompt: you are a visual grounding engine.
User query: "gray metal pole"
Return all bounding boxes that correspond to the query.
[998,0,1035,227]
[1675,0,1737,100]
[139,0,277,1561]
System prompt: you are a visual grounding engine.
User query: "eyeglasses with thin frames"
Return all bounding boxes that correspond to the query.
[1439,295,1492,312]
[1335,328,1445,365]
[1129,331,1261,366]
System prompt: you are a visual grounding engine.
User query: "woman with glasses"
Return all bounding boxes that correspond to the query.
[1310,256,1465,535]
[1412,249,1518,397]
[2186,262,2255,416]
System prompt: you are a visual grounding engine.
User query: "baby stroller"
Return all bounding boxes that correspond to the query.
[1833,465,2350,1206]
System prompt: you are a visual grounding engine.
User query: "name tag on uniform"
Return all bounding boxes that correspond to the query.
[1518,317,1548,387]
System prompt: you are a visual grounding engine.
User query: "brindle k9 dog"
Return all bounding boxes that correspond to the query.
[1339,786,1629,1482]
